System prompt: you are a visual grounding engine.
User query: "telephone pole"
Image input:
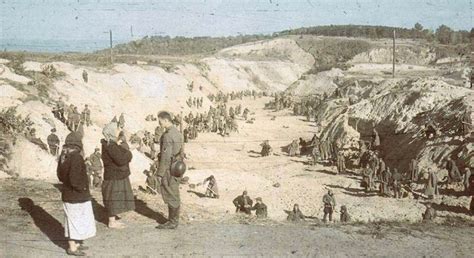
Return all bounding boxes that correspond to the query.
[392,30,396,78]
[109,30,114,64]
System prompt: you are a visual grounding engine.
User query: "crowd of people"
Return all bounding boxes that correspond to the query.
[18,84,472,256]
[52,97,92,132]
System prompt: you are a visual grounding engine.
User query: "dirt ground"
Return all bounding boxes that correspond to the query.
[1,97,473,257]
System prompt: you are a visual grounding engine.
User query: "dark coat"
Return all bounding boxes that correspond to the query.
[252,203,268,218]
[57,148,91,203]
[101,140,133,181]
[233,195,253,208]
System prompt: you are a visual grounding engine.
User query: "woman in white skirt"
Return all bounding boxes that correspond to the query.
[57,132,96,256]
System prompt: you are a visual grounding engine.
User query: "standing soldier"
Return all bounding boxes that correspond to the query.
[409,159,419,182]
[118,113,125,129]
[82,70,88,83]
[89,148,103,185]
[156,111,184,230]
[322,190,336,223]
[57,97,66,122]
[336,149,346,174]
[82,105,91,127]
[47,128,60,156]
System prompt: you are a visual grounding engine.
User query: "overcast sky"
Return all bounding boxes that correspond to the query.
[1,0,472,41]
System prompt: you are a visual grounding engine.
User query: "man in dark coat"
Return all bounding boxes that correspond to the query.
[47,128,60,156]
[156,111,184,230]
[89,148,103,187]
[233,191,253,215]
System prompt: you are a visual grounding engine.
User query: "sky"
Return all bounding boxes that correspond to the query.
[0,0,472,49]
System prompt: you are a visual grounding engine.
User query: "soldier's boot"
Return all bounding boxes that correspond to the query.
[157,206,179,230]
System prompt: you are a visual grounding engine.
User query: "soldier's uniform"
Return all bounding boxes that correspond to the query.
[322,191,336,222]
[157,125,184,228]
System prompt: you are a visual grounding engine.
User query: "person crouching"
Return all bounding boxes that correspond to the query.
[57,132,96,256]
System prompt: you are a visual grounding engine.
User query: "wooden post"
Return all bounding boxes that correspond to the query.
[392,30,395,78]
[109,30,113,64]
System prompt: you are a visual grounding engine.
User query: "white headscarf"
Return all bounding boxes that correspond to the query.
[102,122,118,142]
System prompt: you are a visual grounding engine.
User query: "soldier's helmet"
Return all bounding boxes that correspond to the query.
[171,160,187,177]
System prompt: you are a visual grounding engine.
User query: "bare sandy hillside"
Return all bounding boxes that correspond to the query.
[0,34,473,256]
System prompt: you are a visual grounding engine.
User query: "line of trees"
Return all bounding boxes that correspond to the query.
[277,24,471,45]
[103,24,471,56]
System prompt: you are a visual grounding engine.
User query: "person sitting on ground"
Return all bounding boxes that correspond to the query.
[203,175,219,199]
[260,140,273,157]
[288,139,299,157]
[422,203,437,221]
[340,205,351,223]
[142,169,159,195]
[287,204,305,222]
[233,191,253,215]
[251,197,268,219]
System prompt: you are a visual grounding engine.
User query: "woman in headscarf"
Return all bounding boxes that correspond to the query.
[101,122,135,229]
[57,132,96,256]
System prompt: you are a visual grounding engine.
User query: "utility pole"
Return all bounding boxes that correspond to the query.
[109,30,114,64]
[392,30,396,78]
[130,25,134,38]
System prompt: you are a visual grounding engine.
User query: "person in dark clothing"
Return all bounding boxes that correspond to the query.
[203,175,219,198]
[260,140,273,157]
[57,132,96,256]
[47,128,60,156]
[82,70,88,83]
[287,204,305,222]
[233,191,253,215]
[101,122,135,229]
[156,111,185,230]
[423,203,437,221]
[340,205,351,223]
[251,197,268,218]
